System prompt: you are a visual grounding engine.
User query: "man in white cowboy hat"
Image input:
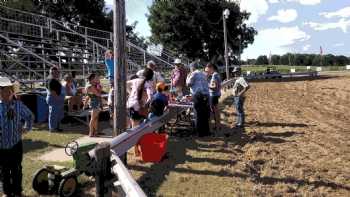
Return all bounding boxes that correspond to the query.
[0,76,33,197]
[171,58,188,98]
[231,67,249,129]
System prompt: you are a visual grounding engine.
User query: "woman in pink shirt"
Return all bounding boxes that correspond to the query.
[127,68,154,128]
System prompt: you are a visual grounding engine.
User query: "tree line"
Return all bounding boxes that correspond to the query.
[246,53,350,66]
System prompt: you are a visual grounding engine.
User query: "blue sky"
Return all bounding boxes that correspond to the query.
[105,0,350,59]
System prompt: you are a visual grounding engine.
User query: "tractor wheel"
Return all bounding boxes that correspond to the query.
[58,176,78,197]
[32,168,51,195]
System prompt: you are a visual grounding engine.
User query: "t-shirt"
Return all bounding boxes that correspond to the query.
[209,72,222,97]
[126,78,154,111]
[232,77,249,96]
[186,70,209,95]
[47,78,62,96]
[149,92,169,116]
[105,59,114,79]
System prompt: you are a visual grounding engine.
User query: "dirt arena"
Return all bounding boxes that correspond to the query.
[83,72,350,196]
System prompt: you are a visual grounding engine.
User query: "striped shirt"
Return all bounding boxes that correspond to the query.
[0,100,33,149]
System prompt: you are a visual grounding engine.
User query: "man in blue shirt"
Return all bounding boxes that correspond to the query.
[0,77,33,197]
[186,61,210,137]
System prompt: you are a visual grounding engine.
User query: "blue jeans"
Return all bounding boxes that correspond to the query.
[46,94,64,130]
[233,96,245,127]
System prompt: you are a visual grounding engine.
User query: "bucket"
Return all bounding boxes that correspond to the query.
[138,133,168,162]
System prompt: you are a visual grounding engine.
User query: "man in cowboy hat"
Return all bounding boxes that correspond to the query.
[0,77,33,197]
[232,67,249,129]
[171,58,187,98]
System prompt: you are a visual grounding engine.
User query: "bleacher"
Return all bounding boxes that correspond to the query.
[0,5,189,85]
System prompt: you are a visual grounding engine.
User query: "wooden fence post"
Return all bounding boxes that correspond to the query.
[95,142,112,197]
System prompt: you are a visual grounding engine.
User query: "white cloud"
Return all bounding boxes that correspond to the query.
[320,7,350,19]
[333,43,344,47]
[241,0,269,24]
[303,44,311,51]
[270,0,321,5]
[288,0,321,5]
[268,9,298,23]
[304,18,350,33]
[242,26,310,59]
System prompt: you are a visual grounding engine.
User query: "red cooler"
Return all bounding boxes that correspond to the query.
[138,133,168,162]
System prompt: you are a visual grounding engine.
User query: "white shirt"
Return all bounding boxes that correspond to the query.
[232,77,249,96]
[126,78,154,111]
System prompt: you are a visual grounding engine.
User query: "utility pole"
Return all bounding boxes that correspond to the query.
[223,9,230,80]
[113,1,127,140]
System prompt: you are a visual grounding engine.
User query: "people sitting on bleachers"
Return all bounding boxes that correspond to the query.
[86,73,102,137]
[148,82,169,119]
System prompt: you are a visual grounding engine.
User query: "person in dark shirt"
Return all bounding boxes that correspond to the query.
[46,66,65,132]
[148,82,169,119]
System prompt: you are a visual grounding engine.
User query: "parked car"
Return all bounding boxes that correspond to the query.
[264,66,282,79]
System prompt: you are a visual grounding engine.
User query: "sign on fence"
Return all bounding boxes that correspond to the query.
[290,68,296,73]
[346,65,350,70]
[246,71,251,75]
[316,67,322,72]
[307,66,311,70]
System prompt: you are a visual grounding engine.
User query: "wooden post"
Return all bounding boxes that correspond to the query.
[95,142,112,197]
[113,0,127,163]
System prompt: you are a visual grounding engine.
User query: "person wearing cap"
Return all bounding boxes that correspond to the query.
[46,66,65,132]
[136,60,165,88]
[0,77,33,197]
[148,82,169,119]
[205,63,222,131]
[232,67,249,128]
[186,61,211,137]
[171,58,188,98]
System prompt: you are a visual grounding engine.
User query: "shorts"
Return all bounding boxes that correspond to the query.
[128,108,145,121]
[210,96,220,106]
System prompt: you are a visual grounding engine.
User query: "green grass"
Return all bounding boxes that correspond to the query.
[21,128,84,196]
[242,65,346,74]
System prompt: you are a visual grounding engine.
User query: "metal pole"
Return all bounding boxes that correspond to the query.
[223,13,229,80]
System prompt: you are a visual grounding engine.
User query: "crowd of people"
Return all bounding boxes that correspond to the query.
[35,49,250,138]
[0,49,250,196]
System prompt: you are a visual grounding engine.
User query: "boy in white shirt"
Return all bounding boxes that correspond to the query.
[232,67,249,128]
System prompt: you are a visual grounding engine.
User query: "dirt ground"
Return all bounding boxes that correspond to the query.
[81,73,350,197]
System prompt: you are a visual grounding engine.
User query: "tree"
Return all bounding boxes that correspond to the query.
[335,55,349,66]
[2,0,147,48]
[271,55,280,65]
[255,55,269,65]
[148,0,257,60]
[279,54,289,65]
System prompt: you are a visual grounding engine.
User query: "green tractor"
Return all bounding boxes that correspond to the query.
[32,141,97,197]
